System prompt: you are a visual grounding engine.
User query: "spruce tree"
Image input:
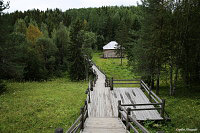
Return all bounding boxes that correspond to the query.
[68,19,86,81]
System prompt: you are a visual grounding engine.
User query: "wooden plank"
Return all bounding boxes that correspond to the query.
[113,83,140,84]
[82,118,126,133]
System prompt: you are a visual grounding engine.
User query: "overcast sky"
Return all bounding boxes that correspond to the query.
[4,0,141,13]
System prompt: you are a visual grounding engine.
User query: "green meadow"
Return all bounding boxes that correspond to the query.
[0,77,87,133]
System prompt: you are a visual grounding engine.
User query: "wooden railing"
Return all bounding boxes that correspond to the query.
[111,78,170,120]
[118,100,149,133]
[140,80,166,118]
[110,78,141,90]
[55,67,98,133]
[66,101,88,133]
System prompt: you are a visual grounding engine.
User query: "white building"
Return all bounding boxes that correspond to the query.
[103,41,120,58]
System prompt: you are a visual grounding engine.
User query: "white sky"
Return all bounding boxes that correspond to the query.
[4,0,141,13]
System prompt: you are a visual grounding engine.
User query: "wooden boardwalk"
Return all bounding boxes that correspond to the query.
[88,65,116,117]
[65,63,166,133]
[82,118,127,133]
[88,65,162,121]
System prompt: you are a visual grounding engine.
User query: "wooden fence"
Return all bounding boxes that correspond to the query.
[55,67,98,133]
[118,100,149,133]
[110,78,141,90]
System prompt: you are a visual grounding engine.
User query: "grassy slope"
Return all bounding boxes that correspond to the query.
[0,77,87,133]
[93,52,200,133]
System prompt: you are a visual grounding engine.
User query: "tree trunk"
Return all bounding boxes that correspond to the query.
[172,67,178,96]
[120,46,122,66]
[156,73,160,95]
[169,64,173,96]
[151,75,154,90]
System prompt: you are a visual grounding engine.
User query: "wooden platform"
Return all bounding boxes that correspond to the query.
[88,65,163,121]
[112,88,163,121]
[82,117,127,133]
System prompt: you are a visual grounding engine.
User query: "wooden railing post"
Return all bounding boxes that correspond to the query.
[118,100,121,118]
[161,99,165,118]
[88,87,91,103]
[80,107,84,130]
[85,100,88,118]
[110,77,113,90]
[126,108,131,131]
[55,128,63,133]
[90,80,93,91]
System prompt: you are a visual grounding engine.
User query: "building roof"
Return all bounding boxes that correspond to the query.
[103,41,118,50]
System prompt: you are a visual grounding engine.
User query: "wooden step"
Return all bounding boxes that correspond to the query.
[82,117,127,133]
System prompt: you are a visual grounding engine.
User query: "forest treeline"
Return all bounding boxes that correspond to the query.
[0,4,141,82]
[129,0,200,96]
[0,0,200,95]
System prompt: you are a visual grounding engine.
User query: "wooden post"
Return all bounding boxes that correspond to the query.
[88,88,91,103]
[118,100,121,118]
[90,80,93,91]
[85,100,88,118]
[126,108,131,131]
[161,99,165,118]
[80,107,84,130]
[55,128,63,133]
[110,77,113,90]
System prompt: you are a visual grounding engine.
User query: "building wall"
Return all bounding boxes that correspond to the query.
[103,49,120,58]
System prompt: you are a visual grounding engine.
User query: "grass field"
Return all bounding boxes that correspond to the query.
[1,52,199,133]
[93,52,200,133]
[92,53,137,79]
[0,77,87,133]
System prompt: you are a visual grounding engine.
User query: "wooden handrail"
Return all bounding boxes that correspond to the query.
[71,123,81,133]
[128,123,139,133]
[130,107,162,111]
[118,101,149,133]
[66,115,82,133]
[111,78,141,90]
[141,80,162,103]
[66,103,88,133]
[121,103,162,106]
[128,116,149,133]
[113,79,141,81]
[113,83,140,84]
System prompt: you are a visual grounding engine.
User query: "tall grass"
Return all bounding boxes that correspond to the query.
[0,78,87,133]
